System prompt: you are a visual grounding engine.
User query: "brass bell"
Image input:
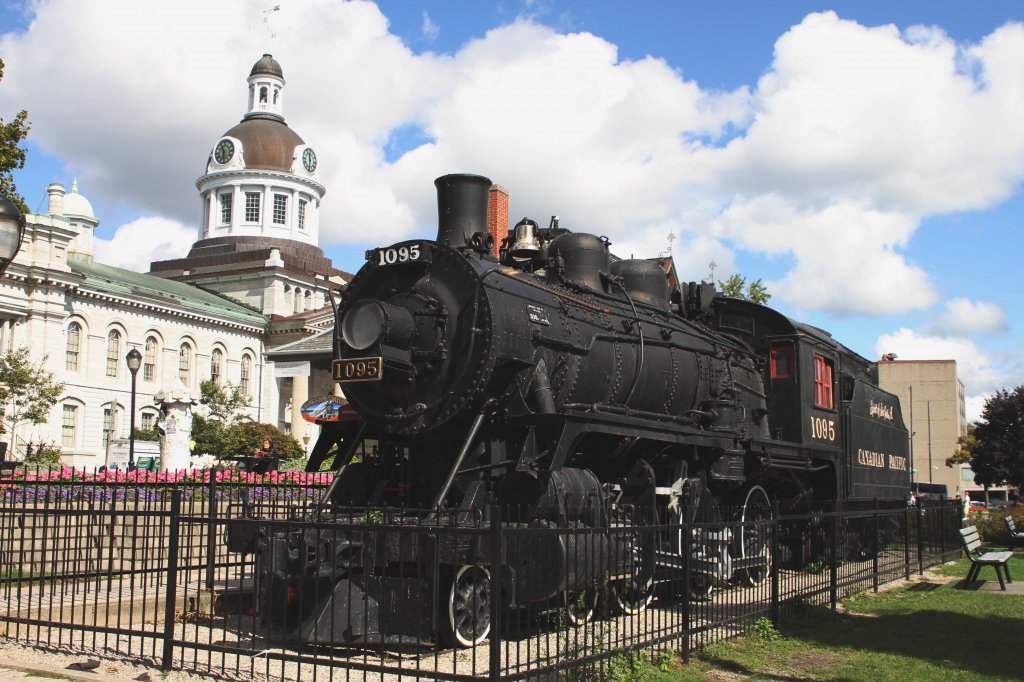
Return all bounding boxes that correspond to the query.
[509,219,541,259]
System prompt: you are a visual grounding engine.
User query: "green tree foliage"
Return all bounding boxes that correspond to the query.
[945,423,977,467]
[969,387,1024,489]
[0,348,64,455]
[0,59,31,213]
[191,413,303,461]
[199,379,251,423]
[717,274,771,304]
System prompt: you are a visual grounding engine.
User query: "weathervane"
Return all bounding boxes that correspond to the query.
[263,4,281,42]
[707,258,717,283]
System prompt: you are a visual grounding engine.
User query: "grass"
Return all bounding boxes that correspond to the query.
[670,554,1024,682]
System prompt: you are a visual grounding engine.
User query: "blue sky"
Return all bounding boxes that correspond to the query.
[2,0,1023,419]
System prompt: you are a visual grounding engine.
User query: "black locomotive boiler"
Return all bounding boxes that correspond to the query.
[253,173,910,647]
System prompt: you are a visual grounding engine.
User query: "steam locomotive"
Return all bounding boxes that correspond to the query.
[253,174,910,647]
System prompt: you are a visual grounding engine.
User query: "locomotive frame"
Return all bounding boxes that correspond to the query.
[249,173,910,648]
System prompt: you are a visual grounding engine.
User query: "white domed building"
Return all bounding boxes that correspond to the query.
[0,55,349,467]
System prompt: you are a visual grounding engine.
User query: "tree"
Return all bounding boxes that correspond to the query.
[968,387,1024,490]
[717,274,771,304]
[199,379,251,423]
[0,348,64,456]
[0,58,31,213]
[945,424,977,468]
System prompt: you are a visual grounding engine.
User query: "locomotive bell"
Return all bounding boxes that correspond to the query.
[434,173,492,248]
[508,218,541,259]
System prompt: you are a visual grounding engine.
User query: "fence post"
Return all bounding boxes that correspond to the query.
[903,505,911,581]
[872,498,879,592]
[829,501,839,612]
[488,504,501,682]
[682,516,691,664]
[770,502,780,629]
[916,497,924,575]
[162,489,182,671]
[938,499,947,563]
[205,473,217,590]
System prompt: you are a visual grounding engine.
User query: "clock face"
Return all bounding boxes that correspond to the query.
[302,147,317,173]
[214,139,234,165]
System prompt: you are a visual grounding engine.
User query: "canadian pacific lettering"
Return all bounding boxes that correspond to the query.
[856,449,906,471]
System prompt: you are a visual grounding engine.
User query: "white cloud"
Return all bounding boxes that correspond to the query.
[421,11,439,42]
[930,298,1008,337]
[2,4,1024,320]
[874,328,1014,421]
[93,217,195,272]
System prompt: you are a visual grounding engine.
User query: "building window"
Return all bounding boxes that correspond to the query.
[770,343,794,379]
[140,411,156,432]
[144,336,158,382]
[273,194,287,224]
[298,199,307,230]
[66,322,81,371]
[61,404,77,448]
[102,407,114,452]
[179,344,192,385]
[813,354,834,409]
[106,330,121,378]
[220,193,233,224]
[293,288,301,314]
[245,192,261,222]
[211,348,223,384]
[240,355,252,396]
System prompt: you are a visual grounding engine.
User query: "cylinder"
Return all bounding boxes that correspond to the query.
[434,174,492,248]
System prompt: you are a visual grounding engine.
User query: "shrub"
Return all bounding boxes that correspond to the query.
[22,441,62,469]
[972,507,1024,544]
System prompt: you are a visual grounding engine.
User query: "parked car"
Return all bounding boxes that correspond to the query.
[968,501,988,512]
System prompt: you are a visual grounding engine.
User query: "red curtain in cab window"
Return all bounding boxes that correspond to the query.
[814,355,833,409]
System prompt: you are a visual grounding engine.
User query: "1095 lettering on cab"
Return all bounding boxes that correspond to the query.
[334,356,383,382]
[366,242,431,267]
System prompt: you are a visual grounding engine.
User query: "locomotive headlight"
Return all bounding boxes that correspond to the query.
[342,298,416,351]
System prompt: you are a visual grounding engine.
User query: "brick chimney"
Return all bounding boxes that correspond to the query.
[487,184,509,259]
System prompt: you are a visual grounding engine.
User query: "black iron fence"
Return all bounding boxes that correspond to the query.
[0,475,962,681]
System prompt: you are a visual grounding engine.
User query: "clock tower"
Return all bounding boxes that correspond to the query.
[150,54,347,318]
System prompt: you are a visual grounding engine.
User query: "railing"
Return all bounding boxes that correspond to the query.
[0,475,962,681]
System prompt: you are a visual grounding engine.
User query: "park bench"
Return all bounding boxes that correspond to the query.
[1006,516,1024,551]
[959,525,1013,590]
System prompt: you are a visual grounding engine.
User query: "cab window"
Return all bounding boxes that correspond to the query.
[771,343,795,379]
[814,354,834,409]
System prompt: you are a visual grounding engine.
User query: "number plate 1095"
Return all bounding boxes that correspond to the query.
[373,244,428,266]
[334,357,383,382]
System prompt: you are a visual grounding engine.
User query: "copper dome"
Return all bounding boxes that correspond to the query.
[221,118,304,173]
[250,53,284,79]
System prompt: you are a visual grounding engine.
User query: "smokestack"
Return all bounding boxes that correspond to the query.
[47,183,65,215]
[487,184,509,258]
[434,173,492,248]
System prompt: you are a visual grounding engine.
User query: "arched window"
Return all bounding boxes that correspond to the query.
[240,354,252,396]
[304,290,313,310]
[179,343,192,385]
[211,348,223,384]
[61,403,79,448]
[66,322,81,371]
[144,336,158,382]
[106,330,121,377]
[293,287,301,314]
[140,410,158,432]
[259,86,268,103]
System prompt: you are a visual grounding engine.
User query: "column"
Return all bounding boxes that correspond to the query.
[291,374,308,450]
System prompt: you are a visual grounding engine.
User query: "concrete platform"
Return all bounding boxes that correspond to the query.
[958,578,1024,594]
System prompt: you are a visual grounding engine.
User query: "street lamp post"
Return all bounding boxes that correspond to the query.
[0,195,26,279]
[126,348,142,471]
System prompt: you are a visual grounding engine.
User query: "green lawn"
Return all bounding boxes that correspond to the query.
[627,555,1024,682]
